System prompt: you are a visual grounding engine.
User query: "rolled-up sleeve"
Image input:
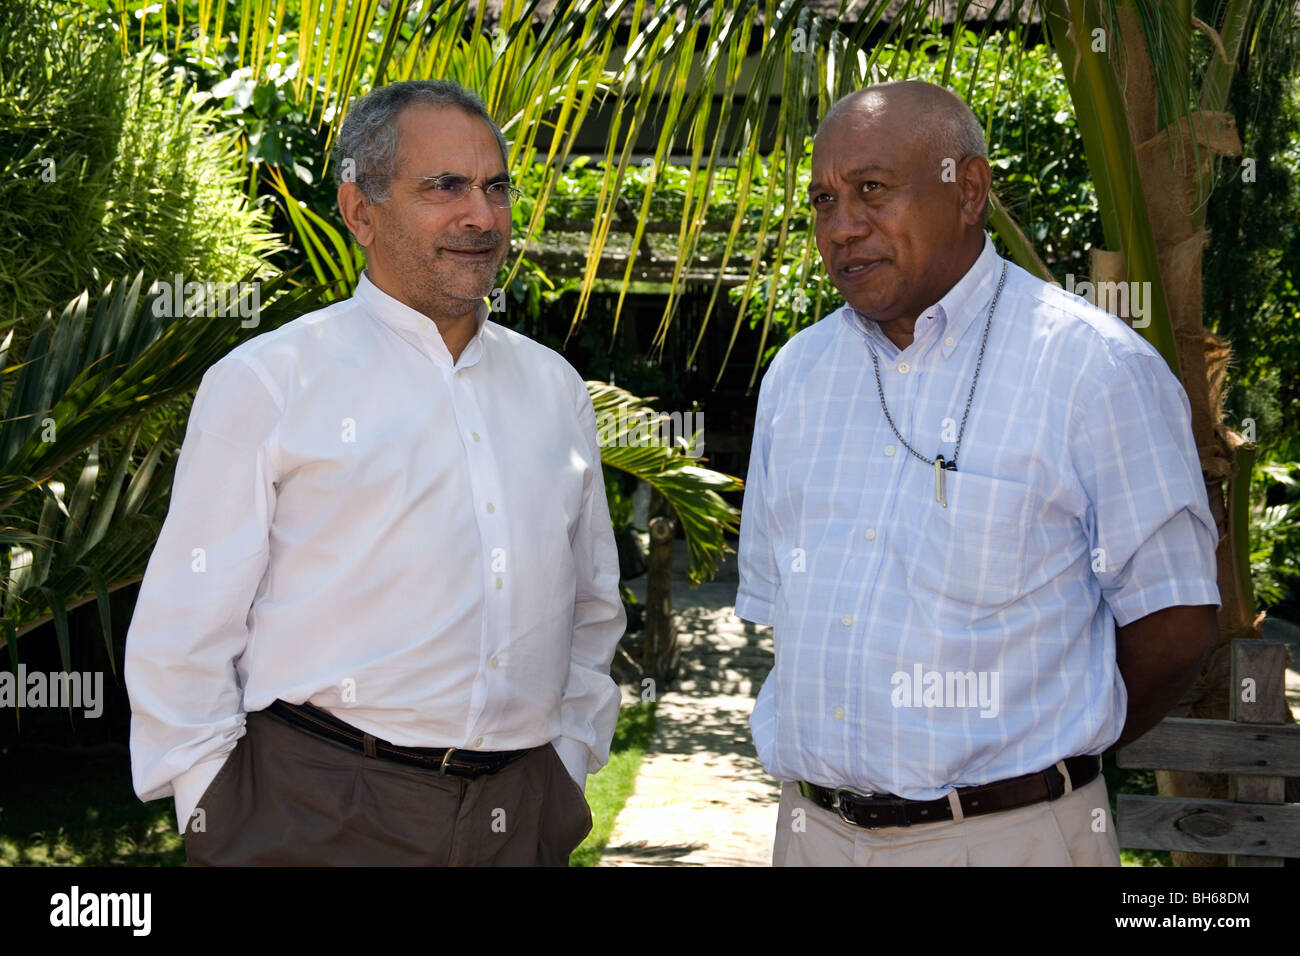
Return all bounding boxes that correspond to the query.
[125,354,281,831]
[1068,350,1221,627]
[554,378,626,788]
[736,371,780,626]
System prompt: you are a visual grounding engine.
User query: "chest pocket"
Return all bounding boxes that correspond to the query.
[906,470,1033,626]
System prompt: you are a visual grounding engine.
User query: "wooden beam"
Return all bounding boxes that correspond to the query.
[1116,717,1300,775]
[543,219,749,234]
[522,249,753,285]
[1117,795,1300,857]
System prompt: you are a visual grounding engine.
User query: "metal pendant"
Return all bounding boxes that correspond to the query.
[934,455,956,508]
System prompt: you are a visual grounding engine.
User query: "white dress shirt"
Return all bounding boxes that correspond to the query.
[126,271,625,833]
[737,235,1220,800]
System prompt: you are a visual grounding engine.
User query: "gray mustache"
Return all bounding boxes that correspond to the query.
[443,236,504,252]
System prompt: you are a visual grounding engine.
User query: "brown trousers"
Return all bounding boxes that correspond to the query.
[183,708,592,866]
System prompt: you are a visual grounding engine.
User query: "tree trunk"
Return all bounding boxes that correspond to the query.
[1114,7,1265,865]
[642,509,679,683]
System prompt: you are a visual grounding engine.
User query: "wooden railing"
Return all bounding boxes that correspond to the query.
[1117,638,1299,864]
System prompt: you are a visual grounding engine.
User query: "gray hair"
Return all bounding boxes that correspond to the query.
[929,95,987,162]
[332,80,509,203]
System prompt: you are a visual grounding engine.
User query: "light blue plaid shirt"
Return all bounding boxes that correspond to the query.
[737,236,1220,800]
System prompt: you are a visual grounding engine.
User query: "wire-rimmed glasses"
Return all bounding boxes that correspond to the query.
[379,174,523,207]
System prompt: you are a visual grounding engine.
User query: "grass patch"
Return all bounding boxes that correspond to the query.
[0,744,183,866]
[570,700,657,867]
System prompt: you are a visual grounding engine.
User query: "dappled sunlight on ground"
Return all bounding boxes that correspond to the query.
[602,541,780,866]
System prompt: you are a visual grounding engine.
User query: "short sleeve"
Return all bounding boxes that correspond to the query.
[1068,350,1221,627]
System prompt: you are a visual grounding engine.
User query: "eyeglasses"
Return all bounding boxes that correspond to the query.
[381,175,523,207]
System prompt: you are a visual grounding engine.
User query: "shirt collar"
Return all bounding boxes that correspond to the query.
[354,269,491,370]
[840,233,1003,358]
[929,233,1002,357]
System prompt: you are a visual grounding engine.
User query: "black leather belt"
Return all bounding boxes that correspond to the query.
[798,754,1101,829]
[265,699,534,777]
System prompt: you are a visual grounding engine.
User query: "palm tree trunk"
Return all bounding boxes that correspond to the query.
[1112,3,1264,866]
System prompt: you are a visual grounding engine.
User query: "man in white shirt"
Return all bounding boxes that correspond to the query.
[125,80,626,865]
[737,80,1221,866]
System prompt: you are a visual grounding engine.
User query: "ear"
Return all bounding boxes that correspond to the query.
[338,181,378,247]
[957,155,992,228]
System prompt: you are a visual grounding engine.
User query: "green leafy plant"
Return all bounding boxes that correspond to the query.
[0,0,280,328]
[0,272,323,703]
[1249,460,1300,610]
[589,381,741,585]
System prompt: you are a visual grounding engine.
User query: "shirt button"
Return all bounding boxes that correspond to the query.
[486,502,495,514]
[473,736,484,748]
[884,445,896,457]
[471,431,481,442]
[944,336,955,347]
[833,706,845,721]
[897,362,910,374]
[489,656,499,669]
[841,614,853,626]
[864,528,876,541]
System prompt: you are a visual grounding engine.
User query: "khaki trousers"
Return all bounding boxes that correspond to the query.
[183,708,592,866]
[773,772,1121,866]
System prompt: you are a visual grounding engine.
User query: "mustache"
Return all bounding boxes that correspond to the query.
[442,234,505,252]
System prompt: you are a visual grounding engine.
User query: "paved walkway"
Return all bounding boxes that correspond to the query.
[600,540,779,866]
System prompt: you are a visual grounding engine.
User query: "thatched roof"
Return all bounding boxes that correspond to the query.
[467,1,1038,29]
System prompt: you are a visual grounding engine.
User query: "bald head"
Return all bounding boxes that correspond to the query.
[819,80,987,166]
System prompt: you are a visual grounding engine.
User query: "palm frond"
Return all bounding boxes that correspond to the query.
[102,0,1049,376]
[0,271,323,663]
[0,271,321,510]
[588,380,741,585]
[1041,0,1179,373]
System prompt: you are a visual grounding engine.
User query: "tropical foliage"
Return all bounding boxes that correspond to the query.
[0,0,759,678]
[0,0,280,327]
[1250,460,1300,608]
[1204,75,1300,454]
[590,381,740,583]
[0,272,322,702]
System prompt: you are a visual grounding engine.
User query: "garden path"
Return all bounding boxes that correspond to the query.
[600,540,780,866]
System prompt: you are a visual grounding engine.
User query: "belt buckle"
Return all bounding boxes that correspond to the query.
[439,747,457,775]
[830,785,874,827]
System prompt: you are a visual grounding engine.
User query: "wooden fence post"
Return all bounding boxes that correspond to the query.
[1228,638,1288,866]
[1116,637,1300,861]
[641,511,678,681]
